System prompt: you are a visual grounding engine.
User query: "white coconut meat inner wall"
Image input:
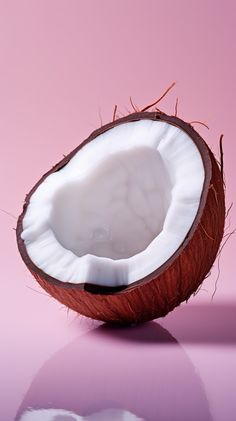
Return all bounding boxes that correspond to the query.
[21,120,205,287]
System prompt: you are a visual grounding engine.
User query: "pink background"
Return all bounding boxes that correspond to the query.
[0,1,235,420]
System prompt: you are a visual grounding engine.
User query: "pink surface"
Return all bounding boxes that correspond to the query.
[0,1,235,420]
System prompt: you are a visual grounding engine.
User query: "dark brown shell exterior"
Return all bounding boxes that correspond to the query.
[16,112,225,324]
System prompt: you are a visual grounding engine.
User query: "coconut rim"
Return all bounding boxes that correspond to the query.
[16,111,212,294]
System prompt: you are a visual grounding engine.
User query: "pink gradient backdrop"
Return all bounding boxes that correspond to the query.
[0,1,235,420]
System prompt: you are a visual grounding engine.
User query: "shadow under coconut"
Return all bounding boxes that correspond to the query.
[71,303,236,346]
[16,322,212,421]
[160,303,236,345]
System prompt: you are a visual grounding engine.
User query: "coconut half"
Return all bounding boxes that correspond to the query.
[16,112,225,324]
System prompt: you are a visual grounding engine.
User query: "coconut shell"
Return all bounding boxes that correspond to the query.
[16,112,225,324]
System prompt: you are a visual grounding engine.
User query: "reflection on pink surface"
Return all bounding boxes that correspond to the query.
[16,322,212,421]
[19,408,143,420]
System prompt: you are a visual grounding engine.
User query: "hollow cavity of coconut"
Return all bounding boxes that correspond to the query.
[16,112,225,324]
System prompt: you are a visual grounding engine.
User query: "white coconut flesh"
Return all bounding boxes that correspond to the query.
[21,120,205,287]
